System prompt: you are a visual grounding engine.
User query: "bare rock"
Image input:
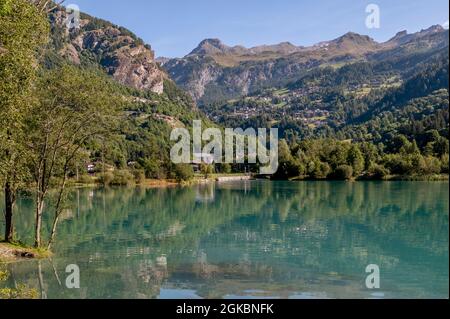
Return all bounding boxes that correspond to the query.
[49,8,165,94]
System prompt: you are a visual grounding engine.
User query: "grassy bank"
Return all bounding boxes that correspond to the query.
[0,242,51,263]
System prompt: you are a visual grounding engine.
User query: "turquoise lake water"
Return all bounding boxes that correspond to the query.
[1,181,448,299]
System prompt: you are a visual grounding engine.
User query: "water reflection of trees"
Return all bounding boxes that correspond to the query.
[1,181,448,298]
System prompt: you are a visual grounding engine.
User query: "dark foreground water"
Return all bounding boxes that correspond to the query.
[0,181,448,299]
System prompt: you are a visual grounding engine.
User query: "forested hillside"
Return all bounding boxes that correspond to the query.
[198,38,449,180]
[40,6,212,181]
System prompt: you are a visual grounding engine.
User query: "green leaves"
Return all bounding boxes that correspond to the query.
[0,0,49,183]
[0,0,12,16]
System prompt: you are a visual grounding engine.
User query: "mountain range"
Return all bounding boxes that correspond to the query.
[44,5,448,151]
[160,25,448,105]
[45,5,448,111]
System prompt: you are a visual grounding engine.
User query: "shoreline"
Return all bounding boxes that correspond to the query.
[287,174,449,182]
[67,174,449,189]
[0,242,51,263]
[67,175,256,188]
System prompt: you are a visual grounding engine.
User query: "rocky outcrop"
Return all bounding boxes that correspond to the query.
[164,56,222,101]
[59,43,80,64]
[50,9,165,94]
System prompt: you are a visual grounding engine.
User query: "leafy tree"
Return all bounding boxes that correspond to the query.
[274,139,301,179]
[29,64,121,248]
[347,145,365,176]
[433,136,449,157]
[0,0,48,242]
[359,142,379,170]
[310,161,331,179]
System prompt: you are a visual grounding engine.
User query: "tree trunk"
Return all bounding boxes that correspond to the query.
[34,196,44,248]
[47,213,60,250]
[47,171,68,250]
[4,181,15,242]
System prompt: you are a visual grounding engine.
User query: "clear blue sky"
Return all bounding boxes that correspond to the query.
[68,0,449,58]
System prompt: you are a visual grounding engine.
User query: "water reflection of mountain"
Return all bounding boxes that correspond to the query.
[1,181,448,299]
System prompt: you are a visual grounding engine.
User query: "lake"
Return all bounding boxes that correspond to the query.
[1,181,448,299]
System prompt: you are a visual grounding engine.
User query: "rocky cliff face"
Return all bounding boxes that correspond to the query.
[162,27,449,105]
[50,9,165,94]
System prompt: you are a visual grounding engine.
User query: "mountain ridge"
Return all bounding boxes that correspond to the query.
[171,24,447,61]
[162,26,449,105]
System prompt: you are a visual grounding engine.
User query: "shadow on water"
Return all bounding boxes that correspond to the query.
[1,181,448,299]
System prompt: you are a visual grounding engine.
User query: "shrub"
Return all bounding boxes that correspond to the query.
[200,164,215,179]
[77,174,95,184]
[141,159,167,179]
[419,156,441,175]
[172,164,194,182]
[368,164,389,179]
[383,154,413,175]
[441,154,449,174]
[132,169,146,184]
[97,172,114,186]
[111,170,135,186]
[219,163,232,174]
[310,161,331,179]
[333,165,354,180]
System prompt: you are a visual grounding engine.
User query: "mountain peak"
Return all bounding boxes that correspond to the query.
[189,38,231,56]
[248,41,301,54]
[337,32,375,44]
[199,38,224,47]
[394,30,408,37]
[421,24,445,33]
[321,32,378,53]
[275,41,296,48]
